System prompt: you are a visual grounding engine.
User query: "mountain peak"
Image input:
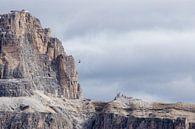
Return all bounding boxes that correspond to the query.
[0,10,80,99]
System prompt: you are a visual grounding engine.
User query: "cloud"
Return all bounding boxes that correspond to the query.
[64,30,195,102]
[1,0,195,102]
[1,0,195,39]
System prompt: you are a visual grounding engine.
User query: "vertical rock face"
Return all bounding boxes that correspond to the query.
[85,96,195,129]
[0,10,80,99]
[0,112,71,129]
[87,113,186,129]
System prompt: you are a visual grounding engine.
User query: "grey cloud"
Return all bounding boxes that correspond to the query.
[1,0,195,39]
[1,0,195,102]
[64,31,195,102]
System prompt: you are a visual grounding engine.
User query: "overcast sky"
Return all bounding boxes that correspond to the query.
[1,0,195,102]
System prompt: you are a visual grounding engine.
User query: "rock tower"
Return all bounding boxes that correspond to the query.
[0,10,80,99]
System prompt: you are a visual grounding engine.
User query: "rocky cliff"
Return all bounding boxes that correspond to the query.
[0,10,195,129]
[89,96,195,129]
[0,10,80,99]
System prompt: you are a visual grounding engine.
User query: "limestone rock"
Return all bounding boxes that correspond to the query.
[0,112,71,129]
[0,10,80,99]
[87,113,186,129]
[87,96,195,129]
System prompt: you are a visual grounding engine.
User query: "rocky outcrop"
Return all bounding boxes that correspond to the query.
[0,90,95,129]
[87,113,186,129]
[1,10,195,129]
[87,95,195,129]
[0,112,71,129]
[0,10,80,99]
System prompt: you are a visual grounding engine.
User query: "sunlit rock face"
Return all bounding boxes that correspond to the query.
[0,10,80,99]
